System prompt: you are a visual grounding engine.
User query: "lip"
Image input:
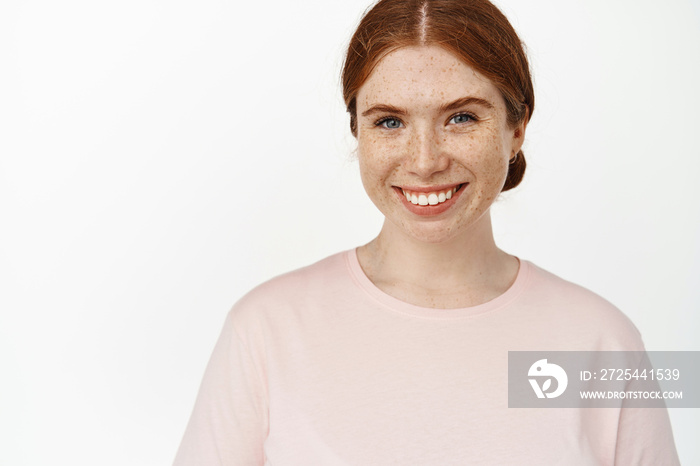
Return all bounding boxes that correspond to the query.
[393,183,467,217]
[397,183,462,193]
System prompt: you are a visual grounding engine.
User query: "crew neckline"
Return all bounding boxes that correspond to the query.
[345,247,531,319]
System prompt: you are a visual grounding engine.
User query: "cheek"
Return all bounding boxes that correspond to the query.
[357,135,399,180]
[480,145,509,177]
[480,152,509,188]
[452,133,509,188]
[448,132,507,165]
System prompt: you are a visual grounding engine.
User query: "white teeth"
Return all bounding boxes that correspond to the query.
[402,184,462,206]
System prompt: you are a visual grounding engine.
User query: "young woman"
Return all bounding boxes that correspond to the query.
[174,1,679,464]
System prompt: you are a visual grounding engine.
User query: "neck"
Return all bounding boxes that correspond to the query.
[357,211,518,307]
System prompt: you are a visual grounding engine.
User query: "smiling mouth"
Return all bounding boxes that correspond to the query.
[400,184,466,206]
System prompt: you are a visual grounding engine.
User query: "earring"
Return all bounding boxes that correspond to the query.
[509,152,518,164]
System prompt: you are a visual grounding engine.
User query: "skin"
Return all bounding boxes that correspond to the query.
[354,45,527,309]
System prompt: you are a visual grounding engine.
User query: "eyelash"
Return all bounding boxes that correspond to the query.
[373,112,478,129]
[374,117,403,129]
[448,112,478,125]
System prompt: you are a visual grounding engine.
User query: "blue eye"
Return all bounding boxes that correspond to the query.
[376,118,403,129]
[449,113,476,124]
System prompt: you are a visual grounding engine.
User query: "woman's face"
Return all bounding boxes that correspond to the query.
[355,45,526,244]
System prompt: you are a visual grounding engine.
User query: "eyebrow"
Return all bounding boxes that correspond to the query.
[361,104,407,118]
[438,96,494,113]
[361,96,495,118]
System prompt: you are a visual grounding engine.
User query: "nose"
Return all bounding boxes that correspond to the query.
[405,125,449,178]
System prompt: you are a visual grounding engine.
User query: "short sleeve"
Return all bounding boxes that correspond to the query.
[614,404,680,465]
[613,351,680,465]
[173,310,269,466]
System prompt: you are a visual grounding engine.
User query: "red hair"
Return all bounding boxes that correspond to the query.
[342,0,534,191]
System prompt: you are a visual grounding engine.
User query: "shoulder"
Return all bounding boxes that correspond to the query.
[226,249,353,329]
[518,260,645,350]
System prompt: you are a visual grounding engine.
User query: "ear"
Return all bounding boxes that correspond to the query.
[510,110,529,158]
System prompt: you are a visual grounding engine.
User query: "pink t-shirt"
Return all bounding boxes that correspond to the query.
[173,250,679,465]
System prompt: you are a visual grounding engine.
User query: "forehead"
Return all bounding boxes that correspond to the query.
[357,45,503,111]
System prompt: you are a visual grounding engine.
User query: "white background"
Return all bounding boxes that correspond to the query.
[1,0,698,464]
